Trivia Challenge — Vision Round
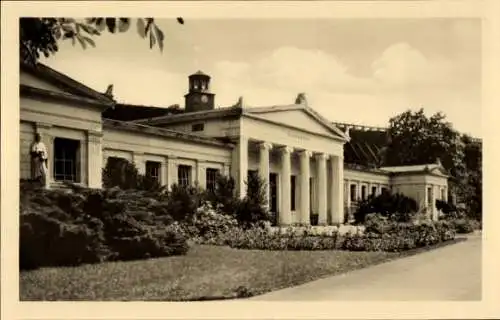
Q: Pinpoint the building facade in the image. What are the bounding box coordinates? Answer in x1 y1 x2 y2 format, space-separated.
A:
19 63 450 225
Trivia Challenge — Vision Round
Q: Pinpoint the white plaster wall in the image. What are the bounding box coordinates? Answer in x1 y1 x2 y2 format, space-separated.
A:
20 97 102 133
20 121 36 180
159 118 241 138
20 93 103 187
102 128 232 188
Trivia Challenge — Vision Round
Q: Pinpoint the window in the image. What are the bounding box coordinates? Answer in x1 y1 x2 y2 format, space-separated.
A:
361 185 367 200
146 161 161 183
192 123 204 132
350 184 357 202
291 175 296 211
178 165 192 187
53 137 80 182
206 168 219 192
371 186 377 196
381 187 388 194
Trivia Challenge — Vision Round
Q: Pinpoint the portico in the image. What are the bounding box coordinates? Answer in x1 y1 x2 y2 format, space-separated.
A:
241 136 346 226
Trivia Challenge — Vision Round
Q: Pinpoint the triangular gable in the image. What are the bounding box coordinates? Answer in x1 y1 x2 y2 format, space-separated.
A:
20 62 113 103
21 69 70 95
244 104 349 141
428 165 449 177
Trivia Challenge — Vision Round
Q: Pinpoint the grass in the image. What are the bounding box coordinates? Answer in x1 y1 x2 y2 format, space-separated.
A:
20 239 466 301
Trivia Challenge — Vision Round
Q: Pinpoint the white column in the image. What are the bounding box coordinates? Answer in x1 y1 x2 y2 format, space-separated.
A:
299 150 312 225
330 155 344 225
196 160 206 189
356 182 362 202
279 146 293 225
231 136 248 199
432 185 440 221
133 152 145 175
258 142 272 210
443 186 448 202
316 153 328 225
161 157 168 187
166 156 178 189
345 179 351 218
87 131 103 189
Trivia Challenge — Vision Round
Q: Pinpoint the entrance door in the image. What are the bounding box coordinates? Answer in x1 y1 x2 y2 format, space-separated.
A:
269 173 278 225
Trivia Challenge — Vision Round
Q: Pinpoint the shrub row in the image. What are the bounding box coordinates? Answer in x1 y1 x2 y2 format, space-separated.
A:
341 214 456 252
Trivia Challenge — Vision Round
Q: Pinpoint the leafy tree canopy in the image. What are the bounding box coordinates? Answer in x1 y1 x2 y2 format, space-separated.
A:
20 17 184 65
383 108 482 219
383 108 466 179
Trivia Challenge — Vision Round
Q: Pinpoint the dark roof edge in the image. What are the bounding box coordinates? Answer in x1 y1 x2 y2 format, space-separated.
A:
20 84 114 110
103 118 235 148
134 107 243 125
21 62 114 103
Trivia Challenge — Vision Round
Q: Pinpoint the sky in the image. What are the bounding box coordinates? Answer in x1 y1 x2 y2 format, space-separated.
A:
41 18 482 137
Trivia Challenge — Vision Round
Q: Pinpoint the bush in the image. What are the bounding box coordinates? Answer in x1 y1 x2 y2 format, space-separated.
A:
20 210 109 269
354 192 418 224
233 172 271 228
221 226 343 251
341 219 456 252
102 157 163 192
187 202 240 244
164 183 205 222
450 218 479 234
19 182 189 269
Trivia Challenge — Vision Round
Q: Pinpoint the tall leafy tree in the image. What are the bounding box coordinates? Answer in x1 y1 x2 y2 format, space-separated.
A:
20 17 184 65
383 108 466 178
383 108 481 219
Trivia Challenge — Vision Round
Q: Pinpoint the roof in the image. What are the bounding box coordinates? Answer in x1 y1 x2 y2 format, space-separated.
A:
21 62 114 104
379 163 449 177
103 103 183 121
103 119 234 148
189 70 210 78
333 123 389 167
134 103 349 141
132 107 243 125
20 84 114 110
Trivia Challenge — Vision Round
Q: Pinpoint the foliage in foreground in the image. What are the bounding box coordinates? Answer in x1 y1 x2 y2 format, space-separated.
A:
20 17 184 65
20 182 189 270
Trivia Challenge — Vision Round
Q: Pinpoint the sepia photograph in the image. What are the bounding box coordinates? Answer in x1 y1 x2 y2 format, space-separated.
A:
1 0 498 319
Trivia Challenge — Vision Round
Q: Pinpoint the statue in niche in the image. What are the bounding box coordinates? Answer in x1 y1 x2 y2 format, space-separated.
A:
30 133 49 188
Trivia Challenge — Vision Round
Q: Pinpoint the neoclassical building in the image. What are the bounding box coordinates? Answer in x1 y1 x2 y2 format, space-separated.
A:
19 63 450 225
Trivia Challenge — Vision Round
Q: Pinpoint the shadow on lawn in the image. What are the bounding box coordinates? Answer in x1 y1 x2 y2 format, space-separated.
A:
186 237 469 301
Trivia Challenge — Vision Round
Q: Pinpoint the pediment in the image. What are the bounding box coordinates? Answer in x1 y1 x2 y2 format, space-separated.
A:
20 63 113 103
244 105 348 141
429 166 449 176
20 70 71 95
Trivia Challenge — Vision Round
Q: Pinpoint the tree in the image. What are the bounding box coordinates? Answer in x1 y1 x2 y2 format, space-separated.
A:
382 108 482 220
383 108 466 178
20 17 184 65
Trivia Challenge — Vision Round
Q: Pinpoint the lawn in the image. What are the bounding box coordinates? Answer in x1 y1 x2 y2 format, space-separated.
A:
20 239 465 301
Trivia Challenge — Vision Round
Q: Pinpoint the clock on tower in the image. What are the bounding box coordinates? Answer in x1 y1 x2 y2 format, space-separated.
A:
184 71 215 113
